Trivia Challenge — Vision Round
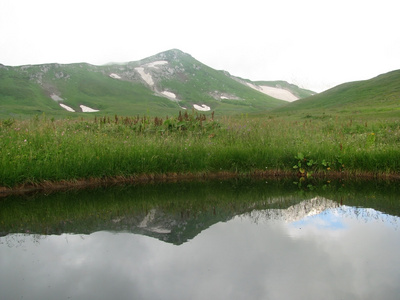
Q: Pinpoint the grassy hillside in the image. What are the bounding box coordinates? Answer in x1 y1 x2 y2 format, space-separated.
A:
0 50 287 119
0 63 189 118
0 65 59 116
274 69 400 119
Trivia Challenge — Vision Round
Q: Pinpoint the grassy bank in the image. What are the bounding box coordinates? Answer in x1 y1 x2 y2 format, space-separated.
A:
1 112 399 190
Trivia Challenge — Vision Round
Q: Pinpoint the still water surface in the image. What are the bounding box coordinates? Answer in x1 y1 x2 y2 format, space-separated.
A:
1 179 399 299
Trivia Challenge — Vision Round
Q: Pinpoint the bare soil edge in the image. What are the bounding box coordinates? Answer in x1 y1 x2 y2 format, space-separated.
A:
1 170 399 198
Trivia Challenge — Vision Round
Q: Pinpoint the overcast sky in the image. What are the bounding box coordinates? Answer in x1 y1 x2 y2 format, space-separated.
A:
1 0 399 92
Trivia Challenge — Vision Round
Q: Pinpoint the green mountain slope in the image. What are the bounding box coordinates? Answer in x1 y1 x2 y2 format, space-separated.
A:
222 73 315 102
274 69 400 117
0 63 175 118
0 49 291 118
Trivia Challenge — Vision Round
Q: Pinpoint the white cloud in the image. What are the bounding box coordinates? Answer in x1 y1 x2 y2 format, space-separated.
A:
0 0 399 92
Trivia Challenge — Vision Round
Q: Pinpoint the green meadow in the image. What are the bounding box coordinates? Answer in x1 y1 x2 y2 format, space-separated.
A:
1 109 399 190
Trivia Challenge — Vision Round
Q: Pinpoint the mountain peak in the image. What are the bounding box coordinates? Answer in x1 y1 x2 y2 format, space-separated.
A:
153 48 191 61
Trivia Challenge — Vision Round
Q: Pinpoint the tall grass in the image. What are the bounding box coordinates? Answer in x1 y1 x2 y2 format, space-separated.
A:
1 112 399 188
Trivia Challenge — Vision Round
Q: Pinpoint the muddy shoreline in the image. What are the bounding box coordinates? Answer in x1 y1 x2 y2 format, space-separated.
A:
1 170 399 198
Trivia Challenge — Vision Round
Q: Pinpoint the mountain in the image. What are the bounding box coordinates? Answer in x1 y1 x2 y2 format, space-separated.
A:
274 69 400 117
0 49 314 118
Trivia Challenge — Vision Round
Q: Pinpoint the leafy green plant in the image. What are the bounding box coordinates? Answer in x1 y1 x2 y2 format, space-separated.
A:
321 156 345 172
334 155 345 172
293 152 317 178
321 159 331 170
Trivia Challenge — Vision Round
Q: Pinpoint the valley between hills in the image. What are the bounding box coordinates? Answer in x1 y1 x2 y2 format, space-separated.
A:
1 49 399 194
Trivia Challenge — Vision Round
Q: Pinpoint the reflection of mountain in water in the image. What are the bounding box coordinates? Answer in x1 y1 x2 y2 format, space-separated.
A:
245 197 400 230
135 197 399 244
71 197 399 244
108 206 234 245
1 179 399 243
333 206 400 227
245 197 340 223
118 197 339 243
75 197 341 244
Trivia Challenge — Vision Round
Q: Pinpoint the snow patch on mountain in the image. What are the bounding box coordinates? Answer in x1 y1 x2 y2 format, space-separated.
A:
161 91 176 99
59 103 99 112
134 61 169 86
193 104 211 111
209 91 241 101
145 61 168 68
60 103 75 112
109 73 121 79
247 83 299 102
50 93 64 101
135 67 154 86
80 105 99 112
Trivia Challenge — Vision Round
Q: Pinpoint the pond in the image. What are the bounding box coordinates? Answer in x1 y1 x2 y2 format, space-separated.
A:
1 179 399 299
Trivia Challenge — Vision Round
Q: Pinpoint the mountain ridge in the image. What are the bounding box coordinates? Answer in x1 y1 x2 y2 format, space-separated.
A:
2 49 398 119
0 49 313 118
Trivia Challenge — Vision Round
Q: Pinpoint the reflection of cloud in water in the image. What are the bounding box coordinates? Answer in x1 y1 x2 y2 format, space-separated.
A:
1 197 400 300
239 197 400 242
292 210 346 231
289 205 400 237
241 197 399 231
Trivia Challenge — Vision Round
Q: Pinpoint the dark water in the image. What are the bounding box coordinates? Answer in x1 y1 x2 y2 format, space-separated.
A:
1 179 399 300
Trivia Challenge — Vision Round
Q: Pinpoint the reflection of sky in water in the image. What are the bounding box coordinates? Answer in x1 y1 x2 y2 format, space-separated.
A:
1 206 400 300
292 209 347 230
290 205 399 233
